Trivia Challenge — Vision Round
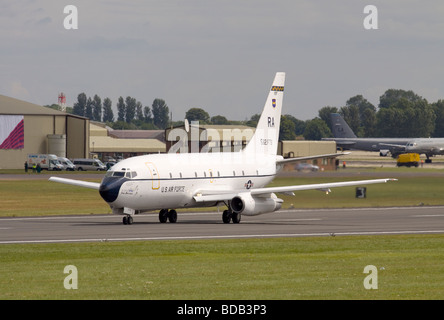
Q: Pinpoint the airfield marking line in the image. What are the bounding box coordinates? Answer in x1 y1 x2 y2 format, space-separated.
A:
0 212 219 222
1 206 443 222
246 218 323 223
1 230 444 245
411 214 444 217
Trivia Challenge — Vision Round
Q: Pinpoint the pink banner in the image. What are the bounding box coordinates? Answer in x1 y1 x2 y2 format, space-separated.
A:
0 115 24 149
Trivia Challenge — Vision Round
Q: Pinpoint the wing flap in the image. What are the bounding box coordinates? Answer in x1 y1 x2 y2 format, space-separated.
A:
49 177 101 190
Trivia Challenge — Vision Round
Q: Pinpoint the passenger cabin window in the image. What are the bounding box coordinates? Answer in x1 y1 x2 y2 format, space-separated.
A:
233 171 236 176
242 170 245 176
180 172 182 179
195 172 198 178
169 173 172 179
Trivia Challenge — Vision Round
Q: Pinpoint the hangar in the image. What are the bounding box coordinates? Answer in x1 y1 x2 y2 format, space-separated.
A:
278 140 338 171
0 95 89 169
165 124 255 153
89 122 166 161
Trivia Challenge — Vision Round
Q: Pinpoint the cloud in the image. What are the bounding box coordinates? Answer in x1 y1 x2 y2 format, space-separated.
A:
36 16 52 26
3 81 30 100
2 1 444 121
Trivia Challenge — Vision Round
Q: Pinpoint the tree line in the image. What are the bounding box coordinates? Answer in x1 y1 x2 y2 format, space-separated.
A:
282 89 443 140
67 93 170 130
45 88 444 140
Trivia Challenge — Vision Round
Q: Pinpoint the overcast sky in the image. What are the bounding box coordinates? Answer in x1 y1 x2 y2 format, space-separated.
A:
2 0 444 121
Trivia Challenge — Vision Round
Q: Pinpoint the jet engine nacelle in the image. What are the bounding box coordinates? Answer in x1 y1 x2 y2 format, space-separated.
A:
230 193 283 216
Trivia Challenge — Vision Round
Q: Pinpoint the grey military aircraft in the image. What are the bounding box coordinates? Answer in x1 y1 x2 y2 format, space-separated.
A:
405 138 444 163
323 113 444 162
322 113 410 157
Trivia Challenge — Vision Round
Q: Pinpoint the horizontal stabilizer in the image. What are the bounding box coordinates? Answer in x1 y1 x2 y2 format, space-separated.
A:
276 152 349 165
49 177 101 190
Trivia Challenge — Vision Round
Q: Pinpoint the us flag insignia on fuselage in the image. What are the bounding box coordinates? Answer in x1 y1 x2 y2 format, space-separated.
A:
271 86 284 92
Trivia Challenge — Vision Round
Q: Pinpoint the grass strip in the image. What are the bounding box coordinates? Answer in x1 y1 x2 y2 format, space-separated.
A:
1 235 443 299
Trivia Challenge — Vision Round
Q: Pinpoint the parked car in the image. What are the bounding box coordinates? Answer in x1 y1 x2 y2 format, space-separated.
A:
58 157 76 171
295 163 319 172
72 158 106 171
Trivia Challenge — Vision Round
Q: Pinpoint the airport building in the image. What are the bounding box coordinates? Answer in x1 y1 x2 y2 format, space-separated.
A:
165 124 255 153
89 122 166 161
0 95 89 169
165 124 338 171
0 94 339 171
278 140 338 171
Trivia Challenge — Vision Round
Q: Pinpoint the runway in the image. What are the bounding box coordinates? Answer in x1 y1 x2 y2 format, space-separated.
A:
1 206 444 244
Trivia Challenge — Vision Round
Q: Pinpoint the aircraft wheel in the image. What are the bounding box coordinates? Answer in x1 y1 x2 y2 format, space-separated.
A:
123 215 133 225
222 210 232 224
232 212 241 224
168 209 177 223
159 209 168 223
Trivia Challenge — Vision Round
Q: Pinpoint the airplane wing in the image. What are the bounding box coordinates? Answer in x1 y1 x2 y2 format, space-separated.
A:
379 143 406 150
328 140 356 147
48 177 101 190
276 152 350 165
193 178 397 202
431 147 444 155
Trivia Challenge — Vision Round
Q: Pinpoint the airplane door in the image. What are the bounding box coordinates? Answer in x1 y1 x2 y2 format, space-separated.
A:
145 162 160 190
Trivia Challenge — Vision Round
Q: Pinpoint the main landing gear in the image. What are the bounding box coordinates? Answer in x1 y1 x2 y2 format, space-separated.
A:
122 208 240 225
222 209 241 224
122 209 177 225
122 215 133 225
159 209 177 223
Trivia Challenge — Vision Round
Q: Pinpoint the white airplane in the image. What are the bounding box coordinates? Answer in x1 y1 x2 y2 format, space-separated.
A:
49 72 396 225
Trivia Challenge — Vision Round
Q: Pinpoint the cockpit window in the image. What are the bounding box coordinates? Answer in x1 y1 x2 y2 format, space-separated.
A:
105 170 137 179
113 171 126 177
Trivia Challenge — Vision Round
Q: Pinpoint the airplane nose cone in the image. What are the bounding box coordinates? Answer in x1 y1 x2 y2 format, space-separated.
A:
99 177 127 203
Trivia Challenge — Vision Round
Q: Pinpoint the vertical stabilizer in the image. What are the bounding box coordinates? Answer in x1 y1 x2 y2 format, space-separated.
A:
243 72 285 156
330 113 357 138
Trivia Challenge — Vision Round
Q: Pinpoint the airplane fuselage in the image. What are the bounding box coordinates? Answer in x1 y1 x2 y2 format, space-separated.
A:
99 152 281 215
322 137 411 156
406 138 444 157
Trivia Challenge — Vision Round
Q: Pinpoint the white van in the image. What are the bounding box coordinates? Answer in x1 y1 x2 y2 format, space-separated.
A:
58 157 76 171
72 158 106 171
27 154 64 171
